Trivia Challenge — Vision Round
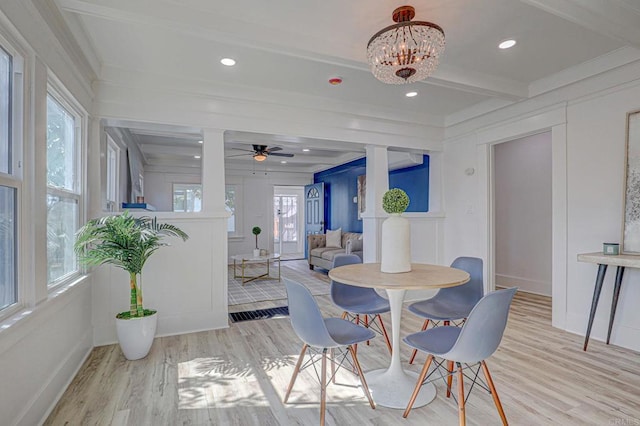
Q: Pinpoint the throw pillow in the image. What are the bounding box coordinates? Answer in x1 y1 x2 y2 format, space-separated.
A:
326 228 342 248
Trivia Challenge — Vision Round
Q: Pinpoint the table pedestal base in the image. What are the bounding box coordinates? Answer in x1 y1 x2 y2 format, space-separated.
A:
365 368 436 409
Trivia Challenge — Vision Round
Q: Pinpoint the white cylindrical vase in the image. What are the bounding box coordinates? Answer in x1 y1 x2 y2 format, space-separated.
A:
380 213 411 273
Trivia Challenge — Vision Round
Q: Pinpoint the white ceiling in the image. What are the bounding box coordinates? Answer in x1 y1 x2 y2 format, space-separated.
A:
53 0 640 169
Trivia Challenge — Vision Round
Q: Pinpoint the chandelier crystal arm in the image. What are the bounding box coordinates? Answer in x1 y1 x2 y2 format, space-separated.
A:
367 6 445 84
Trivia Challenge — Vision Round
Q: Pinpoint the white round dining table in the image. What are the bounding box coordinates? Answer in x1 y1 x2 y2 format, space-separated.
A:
328 262 470 409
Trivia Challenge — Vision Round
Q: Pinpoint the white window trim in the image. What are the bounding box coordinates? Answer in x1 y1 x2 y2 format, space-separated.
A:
46 74 87 290
106 134 120 211
0 31 24 318
225 178 244 239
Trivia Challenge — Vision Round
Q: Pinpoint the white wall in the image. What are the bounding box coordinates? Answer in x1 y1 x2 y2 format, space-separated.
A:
564 84 640 350
226 170 312 260
92 216 228 345
444 64 640 352
0 2 95 425
494 132 552 295
145 168 201 212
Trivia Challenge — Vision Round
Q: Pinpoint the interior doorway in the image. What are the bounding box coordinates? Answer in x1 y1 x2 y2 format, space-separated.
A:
273 186 305 260
493 131 553 298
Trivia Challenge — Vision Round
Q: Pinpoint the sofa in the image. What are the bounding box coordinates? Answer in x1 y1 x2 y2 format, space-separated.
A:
307 231 363 270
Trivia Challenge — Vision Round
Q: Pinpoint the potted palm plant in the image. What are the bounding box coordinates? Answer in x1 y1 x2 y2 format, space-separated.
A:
74 211 188 360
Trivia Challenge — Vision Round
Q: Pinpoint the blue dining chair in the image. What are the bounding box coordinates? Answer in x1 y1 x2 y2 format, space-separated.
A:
329 254 392 354
402 287 517 425
283 278 376 426
407 256 484 365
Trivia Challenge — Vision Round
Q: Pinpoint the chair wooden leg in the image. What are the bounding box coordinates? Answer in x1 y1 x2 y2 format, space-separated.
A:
320 349 327 426
446 360 454 398
348 345 375 409
284 344 308 403
408 319 430 364
457 363 466 426
377 315 393 355
403 354 434 418
481 361 508 425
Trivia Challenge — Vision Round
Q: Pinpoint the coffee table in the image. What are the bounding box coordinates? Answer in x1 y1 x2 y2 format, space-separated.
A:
231 253 281 285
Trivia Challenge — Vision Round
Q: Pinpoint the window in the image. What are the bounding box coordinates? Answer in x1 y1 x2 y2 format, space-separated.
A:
225 185 236 232
0 46 10 175
106 135 119 211
0 44 18 312
173 183 202 212
46 93 81 285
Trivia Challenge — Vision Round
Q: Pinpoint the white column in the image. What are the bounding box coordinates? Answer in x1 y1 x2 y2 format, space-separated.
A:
202 128 230 325
201 128 227 216
362 145 389 263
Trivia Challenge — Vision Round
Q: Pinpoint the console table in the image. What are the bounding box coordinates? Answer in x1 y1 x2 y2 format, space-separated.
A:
577 252 640 351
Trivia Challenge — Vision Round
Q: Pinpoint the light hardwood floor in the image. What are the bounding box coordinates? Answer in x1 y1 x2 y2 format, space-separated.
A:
46 282 640 425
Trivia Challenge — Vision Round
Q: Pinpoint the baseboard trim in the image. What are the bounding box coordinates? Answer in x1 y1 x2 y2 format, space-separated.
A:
495 273 551 296
23 330 93 426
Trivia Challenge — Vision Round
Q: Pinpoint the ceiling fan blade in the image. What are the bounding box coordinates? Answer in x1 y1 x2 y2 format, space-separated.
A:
266 146 282 153
231 147 255 153
269 152 294 157
226 153 252 158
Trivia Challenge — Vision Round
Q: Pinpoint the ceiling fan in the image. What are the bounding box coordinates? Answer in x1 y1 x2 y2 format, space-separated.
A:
227 144 295 162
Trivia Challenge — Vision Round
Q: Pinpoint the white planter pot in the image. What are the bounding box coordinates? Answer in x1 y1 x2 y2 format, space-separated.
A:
253 248 261 258
115 311 158 360
380 213 412 273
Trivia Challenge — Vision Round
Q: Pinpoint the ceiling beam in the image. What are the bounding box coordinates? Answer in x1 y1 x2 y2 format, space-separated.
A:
520 0 640 49
56 0 528 101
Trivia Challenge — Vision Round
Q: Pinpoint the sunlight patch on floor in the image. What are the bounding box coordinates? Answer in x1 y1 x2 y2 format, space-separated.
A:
178 357 269 409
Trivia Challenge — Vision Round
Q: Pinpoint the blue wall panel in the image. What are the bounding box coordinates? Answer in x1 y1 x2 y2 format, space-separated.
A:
314 155 429 233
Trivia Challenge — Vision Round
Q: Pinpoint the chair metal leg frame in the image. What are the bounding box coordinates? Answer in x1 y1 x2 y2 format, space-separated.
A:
284 343 376 422
342 312 392 355
403 357 507 425
409 318 466 365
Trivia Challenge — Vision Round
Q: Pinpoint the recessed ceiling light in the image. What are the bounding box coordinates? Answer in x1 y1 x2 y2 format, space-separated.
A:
406 91 418 97
302 148 310 152
498 39 516 49
198 140 203 144
220 58 236 66
281 160 287 164
194 155 201 159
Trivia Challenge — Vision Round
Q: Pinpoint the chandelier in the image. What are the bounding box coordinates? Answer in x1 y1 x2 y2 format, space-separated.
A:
367 5 445 84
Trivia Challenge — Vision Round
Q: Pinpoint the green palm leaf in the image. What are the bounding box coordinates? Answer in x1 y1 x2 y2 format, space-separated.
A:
74 211 189 317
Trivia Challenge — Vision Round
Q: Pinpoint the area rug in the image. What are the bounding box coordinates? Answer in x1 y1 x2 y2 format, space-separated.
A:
227 262 329 305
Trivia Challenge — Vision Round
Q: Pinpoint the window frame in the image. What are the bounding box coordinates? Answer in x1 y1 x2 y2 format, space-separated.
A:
106 134 120 212
172 183 202 213
225 179 243 239
0 33 24 317
45 79 86 289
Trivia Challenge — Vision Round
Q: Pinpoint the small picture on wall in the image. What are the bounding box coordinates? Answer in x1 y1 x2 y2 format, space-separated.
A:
357 175 366 220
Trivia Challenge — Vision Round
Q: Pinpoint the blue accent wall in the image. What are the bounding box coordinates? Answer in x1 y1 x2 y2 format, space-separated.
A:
314 155 429 233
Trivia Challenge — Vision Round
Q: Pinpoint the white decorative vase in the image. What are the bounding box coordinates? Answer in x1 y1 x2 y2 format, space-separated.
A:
253 248 261 258
116 311 158 360
380 213 411 273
